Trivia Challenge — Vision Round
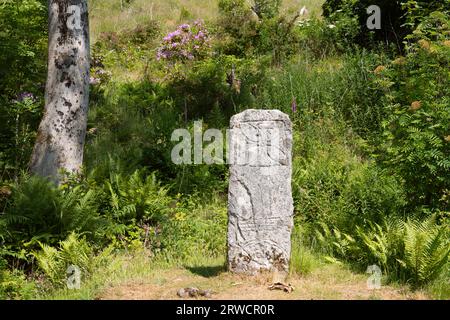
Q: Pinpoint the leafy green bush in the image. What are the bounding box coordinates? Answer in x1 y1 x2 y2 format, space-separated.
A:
294 18 356 58
292 117 406 231
0 95 42 179
251 0 282 19
322 0 450 48
0 264 36 300
216 0 259 56
0 0 47 95
0 0 47 176
216 0 301 63
322 0 404 46
376 12 450 210
85 80 179 177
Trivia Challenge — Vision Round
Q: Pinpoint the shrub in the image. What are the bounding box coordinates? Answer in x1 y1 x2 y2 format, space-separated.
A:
322 0 404 47
91 20 161 82
0 0 47 176
293 146 406 231
216 0 259 56
322 0 450 48
156 20 211 65
0 265 36 300
0 0 47 95
251 0 282 19
295 18 355 58
376 12 450 210
85 80 179 178
0 94 42 179
216 0 301 63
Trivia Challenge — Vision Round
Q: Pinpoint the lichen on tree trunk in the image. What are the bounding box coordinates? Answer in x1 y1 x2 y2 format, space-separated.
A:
30 0 90 184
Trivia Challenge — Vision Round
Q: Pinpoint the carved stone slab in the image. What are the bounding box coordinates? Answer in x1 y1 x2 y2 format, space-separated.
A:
227 109 294 274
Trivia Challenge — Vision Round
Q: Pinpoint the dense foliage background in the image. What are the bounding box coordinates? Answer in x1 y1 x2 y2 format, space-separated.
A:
0 0 448 299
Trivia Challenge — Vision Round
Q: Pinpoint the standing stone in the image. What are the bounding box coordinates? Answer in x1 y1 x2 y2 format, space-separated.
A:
227 109 294 274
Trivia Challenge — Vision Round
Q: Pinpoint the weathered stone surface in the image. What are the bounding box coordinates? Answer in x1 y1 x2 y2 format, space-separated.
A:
227 109 294 274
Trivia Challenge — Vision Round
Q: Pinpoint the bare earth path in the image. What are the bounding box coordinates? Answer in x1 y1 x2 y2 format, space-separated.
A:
98 264 428 300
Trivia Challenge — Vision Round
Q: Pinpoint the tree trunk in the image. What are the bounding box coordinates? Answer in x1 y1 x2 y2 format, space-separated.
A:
30 0 90 184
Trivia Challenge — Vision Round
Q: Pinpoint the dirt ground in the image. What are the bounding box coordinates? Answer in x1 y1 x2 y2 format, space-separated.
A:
98 264 428 300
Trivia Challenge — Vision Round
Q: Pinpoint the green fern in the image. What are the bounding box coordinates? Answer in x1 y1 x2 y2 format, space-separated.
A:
399 217 450 287
1 174 104 249
33 233 111 287
105 169 172 224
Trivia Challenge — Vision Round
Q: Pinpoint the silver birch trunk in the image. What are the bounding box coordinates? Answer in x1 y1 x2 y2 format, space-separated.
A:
30 0 90 184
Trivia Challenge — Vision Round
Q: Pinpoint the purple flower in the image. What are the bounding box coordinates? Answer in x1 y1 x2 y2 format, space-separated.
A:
195 31 206 40
291 97 297 113
179 23 190 31
194 19 204 27
164 30 182 42
90 77 100 85
17 92 35 102
157 22 210 63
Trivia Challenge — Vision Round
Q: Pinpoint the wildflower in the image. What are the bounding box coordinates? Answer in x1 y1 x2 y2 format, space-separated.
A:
89 76 100 85
291 97 297 113
444 135 450 143
165 30 181 41
197 31 205 38
157 22 210 63
374 65 386 74
409 101 422 111
175 212 186 221
194 19 204 27
17 92 35 102
179 23 190 31
327 24 336 29
299 6 308 16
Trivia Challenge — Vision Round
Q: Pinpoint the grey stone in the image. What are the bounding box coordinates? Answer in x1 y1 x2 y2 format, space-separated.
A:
227 109 294 274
